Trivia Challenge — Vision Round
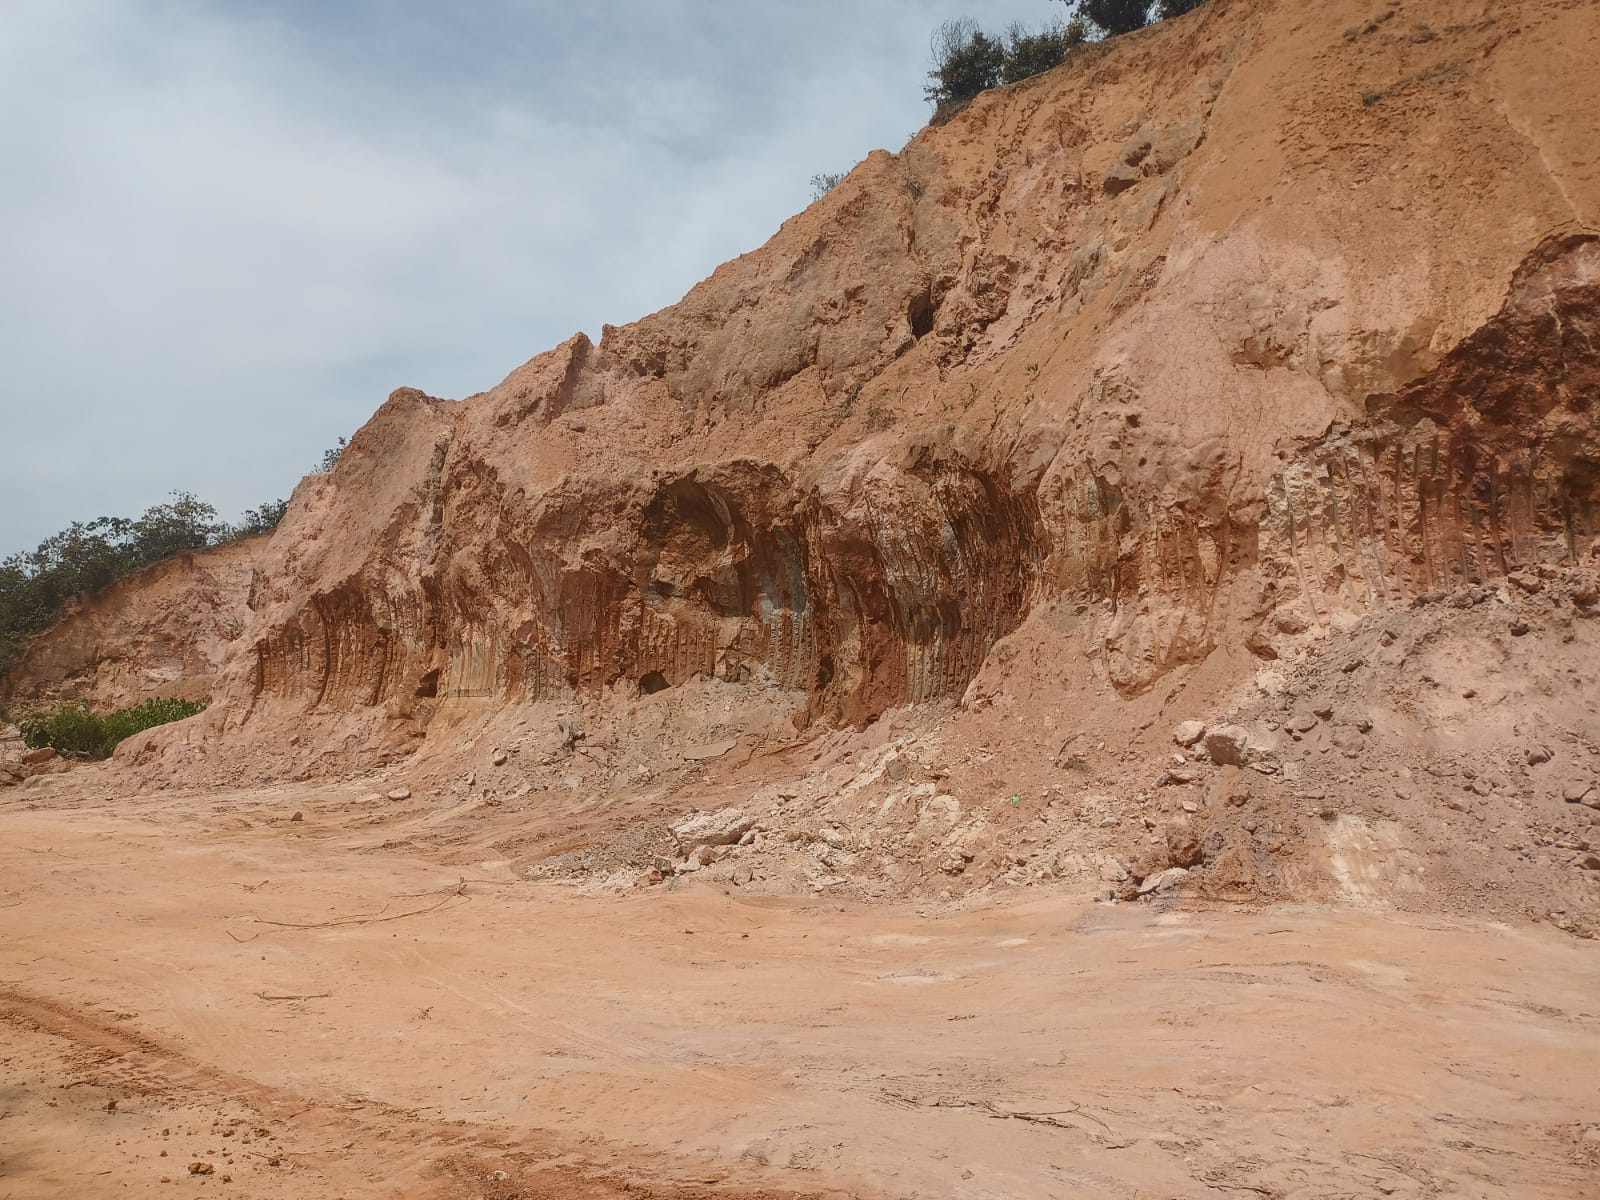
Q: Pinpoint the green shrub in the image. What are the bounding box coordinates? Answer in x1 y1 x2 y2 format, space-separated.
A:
17 696 207 759
925 14 1094 120
229 499 289 539
1074 0 1152 35
1000 18 1090 84
809 171 847 201
926 17 1006 115
315 436 348 473
1066 0 1206 37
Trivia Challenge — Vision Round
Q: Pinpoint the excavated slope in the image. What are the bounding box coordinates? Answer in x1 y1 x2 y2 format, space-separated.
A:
180 0 1597 757
12 0 1599 929
0 536 262 712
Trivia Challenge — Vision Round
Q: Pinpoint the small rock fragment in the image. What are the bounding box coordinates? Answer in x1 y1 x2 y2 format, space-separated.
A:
1138 867 1189 896
386 787 411 801
289 811 304 823
1507 570 1542 593
491 750 509 767
1172 720 1206 747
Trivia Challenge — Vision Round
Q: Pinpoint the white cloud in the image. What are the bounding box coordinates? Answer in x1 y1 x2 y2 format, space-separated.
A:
0 0 1065 552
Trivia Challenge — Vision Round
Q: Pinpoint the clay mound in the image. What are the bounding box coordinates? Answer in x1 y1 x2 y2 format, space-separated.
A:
20 0 1600 927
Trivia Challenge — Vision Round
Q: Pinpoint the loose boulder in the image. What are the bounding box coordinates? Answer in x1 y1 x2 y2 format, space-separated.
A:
1204 725 1254 766
671 807 755 856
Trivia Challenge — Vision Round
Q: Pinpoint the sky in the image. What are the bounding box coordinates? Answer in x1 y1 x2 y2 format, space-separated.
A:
0 0 1066 555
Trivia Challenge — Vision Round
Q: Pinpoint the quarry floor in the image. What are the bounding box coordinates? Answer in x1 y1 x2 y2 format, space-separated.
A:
2 785 1598 1200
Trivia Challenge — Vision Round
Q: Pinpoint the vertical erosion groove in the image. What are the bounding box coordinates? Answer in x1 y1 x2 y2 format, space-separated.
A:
249 462 1048 725
1263 235 1600 635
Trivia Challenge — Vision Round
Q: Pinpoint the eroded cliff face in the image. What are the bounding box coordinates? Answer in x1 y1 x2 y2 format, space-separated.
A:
1263 234 1600 643
0 536 263 711
170 0 1597 774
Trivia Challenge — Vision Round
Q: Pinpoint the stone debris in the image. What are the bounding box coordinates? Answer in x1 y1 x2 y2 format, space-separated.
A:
1204 725 1254 767
1138 867 1189 896
670 807 756 856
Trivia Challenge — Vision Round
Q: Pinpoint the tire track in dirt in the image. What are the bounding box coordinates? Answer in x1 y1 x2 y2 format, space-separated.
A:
0 986 853 1200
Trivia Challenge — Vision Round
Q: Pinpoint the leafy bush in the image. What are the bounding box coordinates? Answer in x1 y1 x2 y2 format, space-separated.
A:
316 436 348 473
1066 0 1206 37
17 696 207 759
922 0 1210 122
810 171 847 201
925 14 1096 121
231 499 289 538
1000 17 1091 84
926 18 1006 120
1073 0 1153 35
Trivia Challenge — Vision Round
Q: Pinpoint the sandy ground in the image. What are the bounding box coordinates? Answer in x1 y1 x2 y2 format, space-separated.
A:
3 784 1599 1200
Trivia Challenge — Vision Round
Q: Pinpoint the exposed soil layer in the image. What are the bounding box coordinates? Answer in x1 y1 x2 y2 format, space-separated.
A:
0 537 263 711
75 0 1592 788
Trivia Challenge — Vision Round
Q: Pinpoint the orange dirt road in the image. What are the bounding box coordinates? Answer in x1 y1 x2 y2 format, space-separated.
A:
2 786 1598 1199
